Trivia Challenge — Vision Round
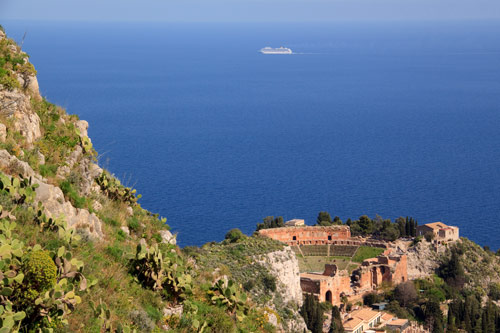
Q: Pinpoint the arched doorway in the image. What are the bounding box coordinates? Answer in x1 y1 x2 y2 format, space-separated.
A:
325 291 332 303
292 236 297 241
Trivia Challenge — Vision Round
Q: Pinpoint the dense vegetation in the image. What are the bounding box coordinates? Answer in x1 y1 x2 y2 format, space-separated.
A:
256 216 285 230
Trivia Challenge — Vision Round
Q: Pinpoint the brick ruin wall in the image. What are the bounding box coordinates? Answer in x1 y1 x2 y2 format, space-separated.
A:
301 255 408 306
258 226 351 245
259 225 388 248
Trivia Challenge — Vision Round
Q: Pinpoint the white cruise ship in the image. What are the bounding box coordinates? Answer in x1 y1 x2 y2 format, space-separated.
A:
260 46 292 54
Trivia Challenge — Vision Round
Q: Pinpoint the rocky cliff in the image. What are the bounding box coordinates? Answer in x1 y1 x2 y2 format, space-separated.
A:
258 246 307 332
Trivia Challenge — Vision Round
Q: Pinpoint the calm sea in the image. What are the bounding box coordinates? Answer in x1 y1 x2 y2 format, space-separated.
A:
3 20 500 248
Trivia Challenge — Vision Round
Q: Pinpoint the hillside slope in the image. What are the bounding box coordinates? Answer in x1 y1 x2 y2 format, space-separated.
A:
0 26 306 332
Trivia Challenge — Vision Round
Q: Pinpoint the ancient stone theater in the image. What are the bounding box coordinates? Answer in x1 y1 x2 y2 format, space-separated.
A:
299 252 408 305
259 225 408 306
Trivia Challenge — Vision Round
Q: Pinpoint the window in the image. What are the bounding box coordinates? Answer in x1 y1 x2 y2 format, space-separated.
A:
328 235 332 240
293 236 297 241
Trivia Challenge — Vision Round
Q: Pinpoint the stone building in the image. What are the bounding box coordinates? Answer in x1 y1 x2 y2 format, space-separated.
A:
343 308 382 333
416 222 459 242
284 218 305 227
299 252 408 306
258 225 351 246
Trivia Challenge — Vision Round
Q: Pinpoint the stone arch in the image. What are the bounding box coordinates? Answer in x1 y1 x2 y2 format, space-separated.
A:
371 266 379 286
381 265 392 282
325 290 332 303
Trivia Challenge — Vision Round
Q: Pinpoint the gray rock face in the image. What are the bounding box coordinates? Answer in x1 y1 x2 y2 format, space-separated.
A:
0 149 103 239
57 146 83 179
258 246 307 332
75 120 89 138
120 226 130 236
0 149 36 177
34 180 103 239
260 247 303 305
0 90 41 146
159 230 176 245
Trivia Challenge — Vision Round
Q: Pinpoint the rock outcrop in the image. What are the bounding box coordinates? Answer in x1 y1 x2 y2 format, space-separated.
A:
0 89 41 146
259 246 307 333
394 239 442 280
261 246 303 305
0 148 103 239
34 180 103 239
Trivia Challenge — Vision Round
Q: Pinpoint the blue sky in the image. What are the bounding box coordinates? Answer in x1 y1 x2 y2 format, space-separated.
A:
1 0 499 22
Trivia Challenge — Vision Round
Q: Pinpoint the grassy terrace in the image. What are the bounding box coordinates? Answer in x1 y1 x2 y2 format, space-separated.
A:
352 246 385 263
295 245 385 273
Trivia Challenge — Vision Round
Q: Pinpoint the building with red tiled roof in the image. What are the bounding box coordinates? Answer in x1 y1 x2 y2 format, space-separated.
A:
416 222 459 242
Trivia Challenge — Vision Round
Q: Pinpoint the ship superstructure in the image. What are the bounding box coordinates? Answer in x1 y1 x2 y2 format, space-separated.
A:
260 46 292 54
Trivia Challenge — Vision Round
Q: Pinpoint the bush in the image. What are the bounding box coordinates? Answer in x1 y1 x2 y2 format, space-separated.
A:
22 250 57 293
106 245 124 261
243 279 255 291
39 163 58 178
225 228 245 243
261 273 277 292
116 229 127 241
363 292 379 306
127 217 140 232
206 307 236 332
489 282 500 301
59 180 86 208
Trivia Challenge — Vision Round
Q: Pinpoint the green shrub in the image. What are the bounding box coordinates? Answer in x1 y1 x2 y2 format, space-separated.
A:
106 245 124 261
127 216 140 232
225 228 245 243
152 232 162 243
116 229 127 241
59 180 86 208
243 279 255 291
206 307 236 333
22 250 57 293
143 303 162 322
261 273 277 292
103 217 119 227
39 163 58 178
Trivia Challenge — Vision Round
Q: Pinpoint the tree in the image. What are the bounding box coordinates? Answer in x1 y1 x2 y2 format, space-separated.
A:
394 281 417 307
396 217 406 237
438 247 465 289
333 216 343 225
409 218 415 237
317 212 333 226
489 283 500 301
225 228 245 243
256 216 285 230
329 306 344 333
300 293 324 333
358 215 374 235
424 299 444 333
363 293 379 306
